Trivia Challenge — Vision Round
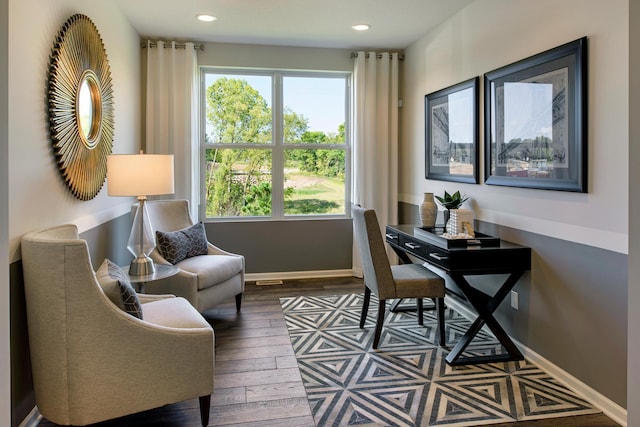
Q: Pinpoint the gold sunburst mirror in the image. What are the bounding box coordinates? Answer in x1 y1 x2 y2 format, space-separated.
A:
48 14 114 200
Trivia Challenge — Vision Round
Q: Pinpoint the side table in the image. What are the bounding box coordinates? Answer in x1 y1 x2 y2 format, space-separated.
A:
127 263 179 293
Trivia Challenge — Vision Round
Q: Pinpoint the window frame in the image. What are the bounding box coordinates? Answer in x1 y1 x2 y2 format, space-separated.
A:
199 67 352 221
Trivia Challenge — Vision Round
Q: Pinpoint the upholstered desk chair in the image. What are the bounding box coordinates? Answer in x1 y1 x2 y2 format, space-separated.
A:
21 224 214 426
142 199 245 314
352 205 446 349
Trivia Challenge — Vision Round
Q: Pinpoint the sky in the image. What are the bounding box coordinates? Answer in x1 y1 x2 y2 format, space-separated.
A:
205 73 346 134
284 76 346 134
504 82 553 142
447 86 474 144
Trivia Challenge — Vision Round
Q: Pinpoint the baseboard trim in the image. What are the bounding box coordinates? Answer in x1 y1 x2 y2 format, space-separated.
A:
518 337 628 426
245 269 354 282
445 296 627 427
19 406 41 427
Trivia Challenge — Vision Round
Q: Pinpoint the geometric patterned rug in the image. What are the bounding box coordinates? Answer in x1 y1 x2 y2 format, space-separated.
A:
281 293 601 426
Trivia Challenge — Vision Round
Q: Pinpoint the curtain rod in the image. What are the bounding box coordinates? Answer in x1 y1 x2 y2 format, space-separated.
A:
350 52 404 60
142 41 205 51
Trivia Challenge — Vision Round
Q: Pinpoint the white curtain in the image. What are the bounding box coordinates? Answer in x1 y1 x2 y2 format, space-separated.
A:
352 51 399 276
145 41 199 219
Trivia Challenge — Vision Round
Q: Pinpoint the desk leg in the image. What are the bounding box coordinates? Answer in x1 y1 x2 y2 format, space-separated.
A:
445 272 525 366
390 246 413 265
389 246 413 312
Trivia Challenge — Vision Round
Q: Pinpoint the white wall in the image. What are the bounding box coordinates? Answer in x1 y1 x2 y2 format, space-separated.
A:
628 1 639 423
402 0 629 416
402 0 628 254
7 0 141 423
8 0 141 263
197 42 353 72
1 0 9 424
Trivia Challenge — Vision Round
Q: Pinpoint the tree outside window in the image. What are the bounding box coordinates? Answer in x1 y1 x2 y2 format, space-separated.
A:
202 70 349 219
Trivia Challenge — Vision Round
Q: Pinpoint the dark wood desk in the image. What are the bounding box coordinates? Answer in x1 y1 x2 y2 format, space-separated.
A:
385 224 531 366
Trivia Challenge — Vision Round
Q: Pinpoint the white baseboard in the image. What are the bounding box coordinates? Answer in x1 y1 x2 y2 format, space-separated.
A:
245 269 355 283
519 337 627 426
19 406 41 427
445 296 627 427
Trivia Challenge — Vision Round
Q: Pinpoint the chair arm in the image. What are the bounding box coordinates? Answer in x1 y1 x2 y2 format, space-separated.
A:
207 242 245 269
65 297 214 422
149 249 172 265
141 268 199 306
207 241 237 257
138 293 175 304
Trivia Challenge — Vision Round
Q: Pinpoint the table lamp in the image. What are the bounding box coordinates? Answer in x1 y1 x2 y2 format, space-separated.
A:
107 152 175 276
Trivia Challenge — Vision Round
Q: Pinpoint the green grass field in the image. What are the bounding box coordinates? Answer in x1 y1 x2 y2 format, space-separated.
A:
284 170 345 215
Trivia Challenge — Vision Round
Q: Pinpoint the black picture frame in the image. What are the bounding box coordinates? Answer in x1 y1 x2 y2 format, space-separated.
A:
484 37 588 192
425 77 479 184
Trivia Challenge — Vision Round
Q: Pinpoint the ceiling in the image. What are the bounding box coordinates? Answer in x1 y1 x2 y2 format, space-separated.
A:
113 0 474 50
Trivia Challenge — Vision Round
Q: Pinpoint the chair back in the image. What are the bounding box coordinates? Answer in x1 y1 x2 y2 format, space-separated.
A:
144 199 194 233
352 205 395 299
20 224 116 424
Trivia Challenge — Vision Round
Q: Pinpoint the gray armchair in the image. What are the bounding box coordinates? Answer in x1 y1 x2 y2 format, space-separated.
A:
21 224 214 426
142 199 245 313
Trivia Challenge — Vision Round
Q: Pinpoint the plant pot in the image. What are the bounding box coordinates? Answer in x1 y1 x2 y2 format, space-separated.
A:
443 209 451 230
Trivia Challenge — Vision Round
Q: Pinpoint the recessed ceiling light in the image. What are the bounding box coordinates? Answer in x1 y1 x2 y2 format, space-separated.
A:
197 14 217 22
352 24 371 31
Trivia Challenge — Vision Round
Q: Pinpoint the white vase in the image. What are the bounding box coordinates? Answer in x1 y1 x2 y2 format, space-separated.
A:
419 192 437 228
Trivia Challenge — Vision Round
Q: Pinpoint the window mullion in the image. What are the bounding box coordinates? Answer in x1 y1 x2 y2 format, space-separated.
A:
345 75 352 217
271 72 284 218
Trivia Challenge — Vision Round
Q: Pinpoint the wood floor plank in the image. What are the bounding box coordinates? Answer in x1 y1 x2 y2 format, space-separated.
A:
216 344 294 362
216 415 315 427
275 355 299 369
215 335 293 350
210 319 279 330
208 398 312 426
211 386 246 407
214 367 302 389
214 325 288 340
215 356 277 374
246 382 309 402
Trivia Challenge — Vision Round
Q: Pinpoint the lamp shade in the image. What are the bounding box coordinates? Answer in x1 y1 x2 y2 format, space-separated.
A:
107 154 175 196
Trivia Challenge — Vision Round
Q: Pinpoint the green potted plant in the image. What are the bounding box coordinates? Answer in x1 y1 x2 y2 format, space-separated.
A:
435 191 469 227
435 190 468 210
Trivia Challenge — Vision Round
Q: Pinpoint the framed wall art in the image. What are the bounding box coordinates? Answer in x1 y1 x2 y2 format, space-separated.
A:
484 37 588 192
425 77 479 184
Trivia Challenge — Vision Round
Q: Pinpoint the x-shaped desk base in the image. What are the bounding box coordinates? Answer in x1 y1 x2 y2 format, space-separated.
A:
445 271 525 366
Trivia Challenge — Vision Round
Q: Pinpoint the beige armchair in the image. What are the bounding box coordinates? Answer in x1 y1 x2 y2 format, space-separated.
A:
21 224 214 426
142 199 245 314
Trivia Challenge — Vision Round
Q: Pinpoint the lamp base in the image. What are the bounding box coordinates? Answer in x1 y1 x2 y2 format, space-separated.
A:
129 255 155 276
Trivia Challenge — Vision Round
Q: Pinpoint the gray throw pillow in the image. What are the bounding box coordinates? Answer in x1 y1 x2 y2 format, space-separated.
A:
105 259 143 319
156 222 208 264
96 259 126 311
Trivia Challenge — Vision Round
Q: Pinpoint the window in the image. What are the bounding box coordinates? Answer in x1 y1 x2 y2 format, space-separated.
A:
201 69 350 219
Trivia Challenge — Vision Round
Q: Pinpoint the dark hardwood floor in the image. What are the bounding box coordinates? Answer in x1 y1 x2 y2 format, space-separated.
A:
38 277 620 427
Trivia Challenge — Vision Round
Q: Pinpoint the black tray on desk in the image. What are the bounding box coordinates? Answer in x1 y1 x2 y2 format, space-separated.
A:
413 226 500 249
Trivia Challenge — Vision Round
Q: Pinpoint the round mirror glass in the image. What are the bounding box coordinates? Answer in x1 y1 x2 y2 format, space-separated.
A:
78 79 93 141
76 70 102 149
